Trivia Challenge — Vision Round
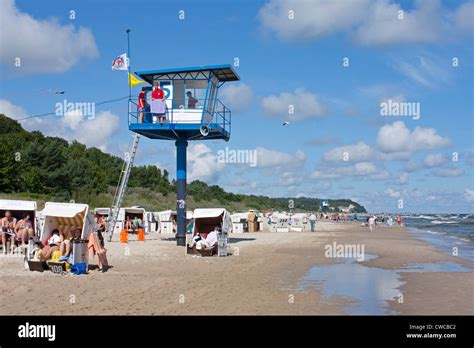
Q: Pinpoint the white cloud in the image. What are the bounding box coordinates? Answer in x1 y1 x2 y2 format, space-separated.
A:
376 121 411 152
404 160 418 172
311 162 377 179
384 188 401 198
354 0 442 46
464 189 474 202
258 0 368 41
377 121 451 153
423 153 448 167
276 171 303 186
466 152 474 166
261 88 327 121
453 2 474 32
0 98 28 119
219 83 254 113
432 167 464 177
370 170 391 180
61 110 84 131
394 54 450 88
74 111 119 151
0 0 98 74
258 0 473 46
395 172 409 185
256 146 305 168
0 99 119 150
323 141 374 162
187 143 225 182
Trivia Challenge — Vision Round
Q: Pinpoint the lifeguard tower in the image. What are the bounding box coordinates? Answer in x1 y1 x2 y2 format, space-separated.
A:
128 64 240 246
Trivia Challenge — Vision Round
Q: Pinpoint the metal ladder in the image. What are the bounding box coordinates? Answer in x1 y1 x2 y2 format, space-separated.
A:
107 133 140 241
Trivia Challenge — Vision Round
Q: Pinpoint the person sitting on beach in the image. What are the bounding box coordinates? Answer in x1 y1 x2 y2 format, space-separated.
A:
1 211 17 255
38 229 61 261
69 228 83 254
59 228 81 257
132 216 141 232
186 91 198 109
125 216 133 232
14 214 34 249
195 228 219 251
172 220 177 233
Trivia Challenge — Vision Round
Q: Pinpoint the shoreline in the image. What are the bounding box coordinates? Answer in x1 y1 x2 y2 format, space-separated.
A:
0 222 472 315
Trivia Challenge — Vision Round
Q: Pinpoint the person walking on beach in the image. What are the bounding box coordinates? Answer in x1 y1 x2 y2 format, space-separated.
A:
396 215 403 227
368 215 376 232
309 213 317 232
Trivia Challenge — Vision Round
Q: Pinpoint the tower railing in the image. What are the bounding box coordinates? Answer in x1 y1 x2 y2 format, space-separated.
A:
128 97 231 136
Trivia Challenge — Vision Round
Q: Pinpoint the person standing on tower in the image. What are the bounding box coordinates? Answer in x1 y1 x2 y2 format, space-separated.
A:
151 81 166 125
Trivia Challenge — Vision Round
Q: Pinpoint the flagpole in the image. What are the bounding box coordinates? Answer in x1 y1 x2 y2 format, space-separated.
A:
126 28 131 99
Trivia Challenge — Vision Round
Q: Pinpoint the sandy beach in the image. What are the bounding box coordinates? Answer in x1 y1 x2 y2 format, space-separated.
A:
1 221 473 315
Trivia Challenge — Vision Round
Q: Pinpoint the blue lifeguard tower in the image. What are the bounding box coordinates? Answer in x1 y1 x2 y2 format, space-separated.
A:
128 64 240 246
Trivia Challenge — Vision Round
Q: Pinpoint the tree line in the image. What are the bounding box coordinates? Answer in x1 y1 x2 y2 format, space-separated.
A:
0 114 366 213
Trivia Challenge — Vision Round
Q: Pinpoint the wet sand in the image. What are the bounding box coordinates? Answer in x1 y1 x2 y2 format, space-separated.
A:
0 222 472 315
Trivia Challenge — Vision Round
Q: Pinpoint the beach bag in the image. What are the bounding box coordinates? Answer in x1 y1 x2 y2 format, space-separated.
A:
70 262 87 275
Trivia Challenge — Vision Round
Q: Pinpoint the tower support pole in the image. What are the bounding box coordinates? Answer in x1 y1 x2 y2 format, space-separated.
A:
175 139 188 246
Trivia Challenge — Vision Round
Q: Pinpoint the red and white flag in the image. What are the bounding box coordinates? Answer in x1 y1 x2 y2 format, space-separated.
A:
111 53 128 71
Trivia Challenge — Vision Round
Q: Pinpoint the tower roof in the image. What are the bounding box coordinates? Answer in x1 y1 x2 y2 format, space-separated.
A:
135 64 240 84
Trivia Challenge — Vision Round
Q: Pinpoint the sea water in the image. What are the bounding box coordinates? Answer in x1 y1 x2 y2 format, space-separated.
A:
403 213 474 262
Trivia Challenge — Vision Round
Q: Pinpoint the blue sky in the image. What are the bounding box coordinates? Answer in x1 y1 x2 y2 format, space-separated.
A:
0 0 473 213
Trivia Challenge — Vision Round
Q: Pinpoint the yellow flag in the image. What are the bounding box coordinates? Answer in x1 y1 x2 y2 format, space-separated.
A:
128 73 145 87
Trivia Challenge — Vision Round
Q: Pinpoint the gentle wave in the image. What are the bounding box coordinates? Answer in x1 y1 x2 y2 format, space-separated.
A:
431 220 457 225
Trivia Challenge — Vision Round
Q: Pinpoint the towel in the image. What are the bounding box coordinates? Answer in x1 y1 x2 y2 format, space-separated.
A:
150 99 166 115
88 232 108 270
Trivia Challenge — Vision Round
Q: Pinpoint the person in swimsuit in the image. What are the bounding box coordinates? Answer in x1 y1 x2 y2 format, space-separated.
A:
38 229 61 261
1 211 17 254
15 214 34 248
94 213 106 248
125 216 133 232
